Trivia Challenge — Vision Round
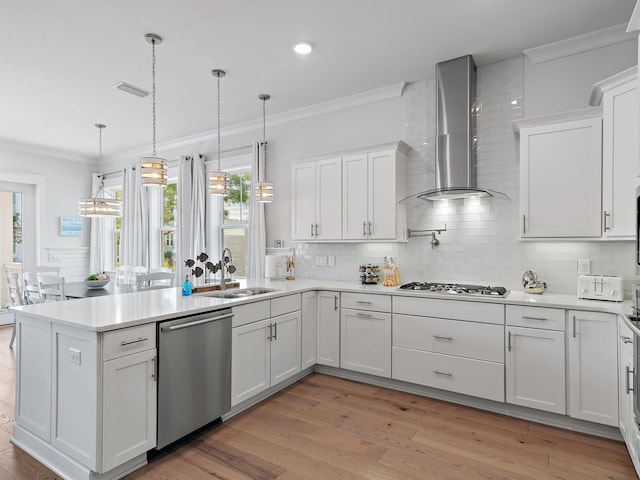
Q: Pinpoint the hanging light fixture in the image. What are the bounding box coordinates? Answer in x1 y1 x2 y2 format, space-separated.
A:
208 69 231 196
255 94 274 203
78 124 122 217
140 33 168 187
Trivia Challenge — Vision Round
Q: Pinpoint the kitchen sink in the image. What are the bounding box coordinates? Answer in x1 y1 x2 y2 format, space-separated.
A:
201 287 280 299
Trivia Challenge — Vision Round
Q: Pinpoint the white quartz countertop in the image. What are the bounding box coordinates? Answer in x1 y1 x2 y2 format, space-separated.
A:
11 278 636 332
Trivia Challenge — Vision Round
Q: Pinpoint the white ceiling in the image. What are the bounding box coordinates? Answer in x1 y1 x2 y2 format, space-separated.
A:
0 0 636 161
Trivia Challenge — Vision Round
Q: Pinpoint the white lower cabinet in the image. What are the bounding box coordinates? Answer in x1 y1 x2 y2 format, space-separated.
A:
316 291 340 367
568 310 618 426
301 291 317 369
505 326 566 414
618 317 639 469
231 295 301 406
391 297 505 402
340 293 391 377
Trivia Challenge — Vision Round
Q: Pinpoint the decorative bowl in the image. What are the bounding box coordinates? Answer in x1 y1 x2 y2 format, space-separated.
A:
85 276 110 289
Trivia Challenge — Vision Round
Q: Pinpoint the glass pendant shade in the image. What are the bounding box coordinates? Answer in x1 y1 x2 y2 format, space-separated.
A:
255 180 274 203
141 156 168 187
208 170 230 196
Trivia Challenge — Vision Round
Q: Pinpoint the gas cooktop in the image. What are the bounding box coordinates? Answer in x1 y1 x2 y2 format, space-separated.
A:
399 282 508 297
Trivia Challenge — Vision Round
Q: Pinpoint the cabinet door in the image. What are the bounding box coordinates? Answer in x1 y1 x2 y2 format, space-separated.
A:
505 326 565 414
619 332 634 447
291 161 317 240
270 311 301 386
301 291 317 369
340 308 391 377
342 154 369 240
317 291 340 367
316 158 342 240
368 150 397 240
568 310 618 426
231 319 270 406
102 349 157 473
602 83 639 238
520 117 602 238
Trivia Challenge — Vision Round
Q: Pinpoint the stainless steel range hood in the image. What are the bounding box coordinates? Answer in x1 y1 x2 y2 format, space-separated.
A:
401 55 508 205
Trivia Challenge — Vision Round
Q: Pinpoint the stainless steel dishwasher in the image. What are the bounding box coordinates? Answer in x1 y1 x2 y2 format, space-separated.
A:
156 308 232 449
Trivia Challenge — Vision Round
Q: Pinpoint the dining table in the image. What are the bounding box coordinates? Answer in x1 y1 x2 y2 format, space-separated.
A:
65 281 170 299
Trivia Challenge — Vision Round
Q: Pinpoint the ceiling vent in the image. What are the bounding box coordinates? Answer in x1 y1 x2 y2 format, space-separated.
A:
114 82 150 98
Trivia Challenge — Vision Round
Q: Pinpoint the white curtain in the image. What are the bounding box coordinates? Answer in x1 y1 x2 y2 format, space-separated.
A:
247 142 266 280
177 154 206 282
120 166 150 269
88 173 113 273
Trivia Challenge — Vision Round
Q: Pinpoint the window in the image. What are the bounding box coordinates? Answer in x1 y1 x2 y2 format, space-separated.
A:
161 183 177 271
12 193 22 263
113 188 123 268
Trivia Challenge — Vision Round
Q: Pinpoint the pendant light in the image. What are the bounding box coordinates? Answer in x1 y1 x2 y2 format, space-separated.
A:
78 124 122 217
208 69 230 196
255 94 274 203
140 33 168 187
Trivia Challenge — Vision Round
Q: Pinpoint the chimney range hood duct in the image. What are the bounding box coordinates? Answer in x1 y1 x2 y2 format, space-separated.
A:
401 55 508 205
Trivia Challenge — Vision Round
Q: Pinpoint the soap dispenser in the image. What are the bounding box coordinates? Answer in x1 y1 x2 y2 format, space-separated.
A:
182 275 192 296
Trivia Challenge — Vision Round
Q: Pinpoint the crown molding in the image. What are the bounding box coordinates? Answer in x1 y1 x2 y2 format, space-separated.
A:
589 66 637 106
524 23 636 64
102 82 407 163
513 106 603 133
0 138 91 164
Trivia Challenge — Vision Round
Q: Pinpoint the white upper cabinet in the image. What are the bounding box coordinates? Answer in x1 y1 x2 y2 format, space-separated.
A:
593 67 639 239
291 158 342 241
292 141 408 242
516 109 603 238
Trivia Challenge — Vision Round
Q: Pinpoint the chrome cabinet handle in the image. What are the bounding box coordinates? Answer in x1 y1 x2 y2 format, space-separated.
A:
356 300 372 305
273 322 278 341
267 323 273 341
120 337 148 346
626 366 635 394
508 331 512 351
368 221 372 236
522 214 526 234
151 356 156 381
572 315 577 338
355 312 372 318
311 223 314 237
363 221 367 237
315 223 319 237
334 295 338 311
522 316 547 321
604 211 610 231
433 370 453 377
433 335 453 341
621 336 633 344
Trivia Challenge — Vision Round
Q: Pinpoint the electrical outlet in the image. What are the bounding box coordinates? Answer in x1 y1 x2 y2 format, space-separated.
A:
577 259 591 275
328 255 336 267
315 255 328 266
68 348 81 365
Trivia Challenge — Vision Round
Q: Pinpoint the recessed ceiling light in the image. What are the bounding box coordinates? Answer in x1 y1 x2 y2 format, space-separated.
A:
293 41 313 55
115 82 150 98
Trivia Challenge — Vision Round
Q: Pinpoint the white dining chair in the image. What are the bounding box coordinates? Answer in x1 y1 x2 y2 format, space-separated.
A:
116 266 147 285
23 272 44 304
5 271 24 347
136 271 175 288
37 274 66 302
22 266 61 276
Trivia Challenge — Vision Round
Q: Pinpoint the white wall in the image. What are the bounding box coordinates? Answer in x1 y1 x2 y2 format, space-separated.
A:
524 39 637 117
0 147 95 279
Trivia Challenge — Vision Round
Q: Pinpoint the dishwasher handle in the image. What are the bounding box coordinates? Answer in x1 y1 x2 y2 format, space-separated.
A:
161 312 233 332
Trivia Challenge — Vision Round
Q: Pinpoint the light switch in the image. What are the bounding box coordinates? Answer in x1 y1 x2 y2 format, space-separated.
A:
315 255 328 266
577 259 591 275
328 256 336 267
68 348 81 365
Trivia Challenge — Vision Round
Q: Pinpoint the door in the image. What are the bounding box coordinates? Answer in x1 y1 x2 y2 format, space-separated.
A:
315 158 342 240
340 308 391 377
316 291 340 367
342 154 368 240
568 310 618 426
291 162 316 240
231 318 270 406
505 326 565 414
270 311 301 386
368 150 397 240
301 291 317 369
102 349 156 472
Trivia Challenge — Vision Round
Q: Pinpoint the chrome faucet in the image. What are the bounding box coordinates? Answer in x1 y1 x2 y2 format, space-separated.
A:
219 248 235 290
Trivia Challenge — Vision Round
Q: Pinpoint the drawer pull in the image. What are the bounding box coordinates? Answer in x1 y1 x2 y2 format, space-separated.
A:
621 336 633 345
120 337 148 346
522 316 547 321
433 335 453 341
508 331 512 351
626 366 635 394
355 312 372 318
356 301 372 305
151 356 156 381
334 295 338 311
433 370 453 377
572 315 577 338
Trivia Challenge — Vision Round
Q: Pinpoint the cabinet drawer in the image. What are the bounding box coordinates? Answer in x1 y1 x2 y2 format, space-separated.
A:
232 300 270 328
103 324 156 361
271 294 301 317
393 314 504 363
506 305 565 330
393 296 504 325
392 347 504 402
341 292 391 313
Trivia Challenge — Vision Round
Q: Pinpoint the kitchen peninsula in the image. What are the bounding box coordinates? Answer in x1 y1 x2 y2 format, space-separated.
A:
10 280 639 479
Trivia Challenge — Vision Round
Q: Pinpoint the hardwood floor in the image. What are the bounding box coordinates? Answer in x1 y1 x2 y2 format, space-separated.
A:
0 324 636 479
